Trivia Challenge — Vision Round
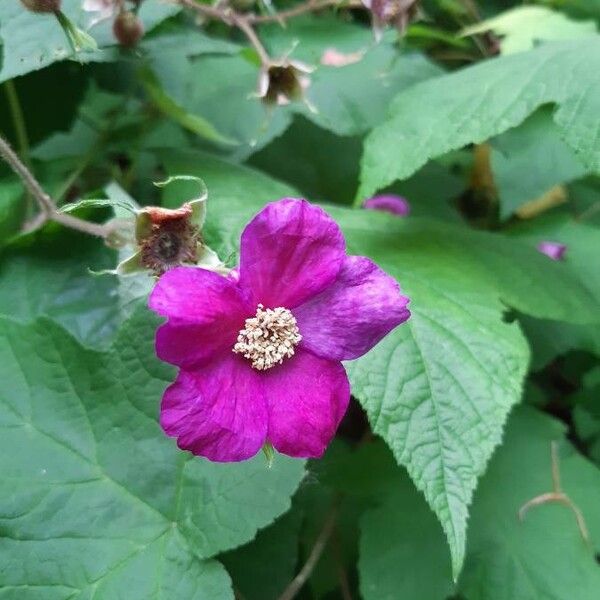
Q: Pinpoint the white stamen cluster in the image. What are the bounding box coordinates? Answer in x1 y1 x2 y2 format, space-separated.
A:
233 304 302 370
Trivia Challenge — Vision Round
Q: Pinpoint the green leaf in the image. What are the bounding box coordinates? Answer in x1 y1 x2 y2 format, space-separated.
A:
0 229 120 347
507 213 600 367
461 6 597 55
359 407 600 600
220 511 302 600
359 448 454 600
59 196 138 214
140 68 238 146
0 0 179 82
359 37 600 200
491 107 588 218
332 209 597 577
0 177 26 245
259 17 443 137
459 407 600 599
156 17 440 158
0 306 305 598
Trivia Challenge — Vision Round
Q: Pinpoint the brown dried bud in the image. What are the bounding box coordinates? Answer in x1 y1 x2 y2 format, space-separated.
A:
138 205 200 276
257 59 313 106
20 0 61 13
113 11 144 48
363 0 420 37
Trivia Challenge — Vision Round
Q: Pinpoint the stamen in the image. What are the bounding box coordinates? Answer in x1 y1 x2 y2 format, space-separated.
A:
233 304 302 370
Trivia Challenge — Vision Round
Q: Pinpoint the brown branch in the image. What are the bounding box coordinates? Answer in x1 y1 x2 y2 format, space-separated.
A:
248 0 354 24
174 0 271 63
277 505 337 600
231 13 271 64
518 441 590 544
0 133 109 239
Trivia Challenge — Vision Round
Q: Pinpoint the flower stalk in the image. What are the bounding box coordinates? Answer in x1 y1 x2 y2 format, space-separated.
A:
0 133 109 238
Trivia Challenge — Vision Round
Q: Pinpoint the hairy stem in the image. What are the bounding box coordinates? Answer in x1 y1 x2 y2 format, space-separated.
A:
0 134 109 239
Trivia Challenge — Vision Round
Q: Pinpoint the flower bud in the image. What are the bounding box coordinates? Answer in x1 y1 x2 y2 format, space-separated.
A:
537 241 567 261
113 11 144 48
20 0 61 13
363 194 410 216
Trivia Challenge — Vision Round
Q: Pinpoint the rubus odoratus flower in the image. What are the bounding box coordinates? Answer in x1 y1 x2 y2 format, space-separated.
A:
363 194 410 216
149 198 411 462
537 241 567 261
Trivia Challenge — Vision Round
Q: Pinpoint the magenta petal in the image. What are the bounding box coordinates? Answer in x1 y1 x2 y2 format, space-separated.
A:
295 256 410 361
161 355 267 462
537 241 567 261
149 267 249 369
238 198 346 308
265 350 350 458
363 194 410 216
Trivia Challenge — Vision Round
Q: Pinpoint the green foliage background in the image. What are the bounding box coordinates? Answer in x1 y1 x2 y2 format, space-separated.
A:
1 0 599 598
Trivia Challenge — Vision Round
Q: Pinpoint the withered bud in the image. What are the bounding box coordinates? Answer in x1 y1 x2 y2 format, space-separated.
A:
20 0 61 13
113 11 144 48
138 205 200 276
363 0 420 37
257 59 313 106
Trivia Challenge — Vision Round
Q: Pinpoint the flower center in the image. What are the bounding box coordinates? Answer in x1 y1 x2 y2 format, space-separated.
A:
233 304 302 371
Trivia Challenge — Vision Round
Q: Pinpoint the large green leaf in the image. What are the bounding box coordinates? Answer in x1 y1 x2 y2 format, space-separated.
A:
0 229 119 347
459 407 600 599
359 407 600 600
0 306 305 599
220 510 302 600
461 6 597 55
358 37 600 199
491 107 588 218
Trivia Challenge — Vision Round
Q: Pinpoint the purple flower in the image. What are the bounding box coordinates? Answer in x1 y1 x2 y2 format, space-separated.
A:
537 241 567 261
149 198 410 462
363 194 410 216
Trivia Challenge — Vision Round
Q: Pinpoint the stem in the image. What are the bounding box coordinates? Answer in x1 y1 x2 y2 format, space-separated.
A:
4 81 30 164
249 0 351 23
277 505 337 600
518 441 591 545
0 134 109 239
232 14 271 64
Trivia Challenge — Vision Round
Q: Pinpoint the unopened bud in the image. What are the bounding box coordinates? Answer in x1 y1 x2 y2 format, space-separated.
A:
113 11 144 48
20 0 61 12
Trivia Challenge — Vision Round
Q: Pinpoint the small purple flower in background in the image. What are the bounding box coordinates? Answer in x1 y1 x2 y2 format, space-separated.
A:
363 194 410 216
537 241 567 261
149 198 410 462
